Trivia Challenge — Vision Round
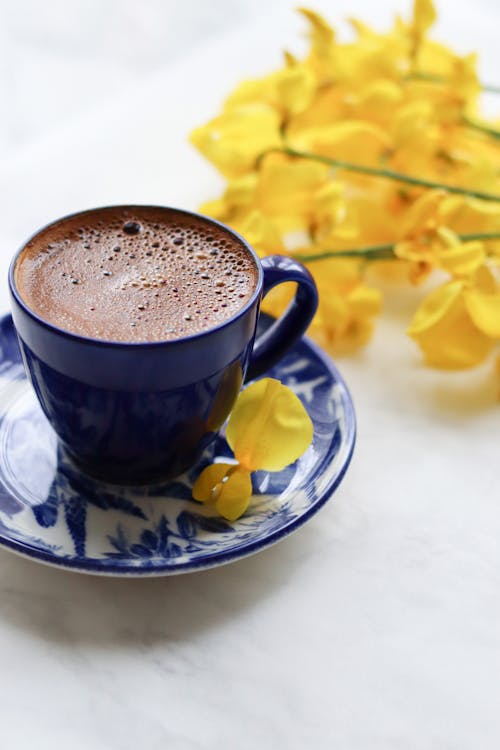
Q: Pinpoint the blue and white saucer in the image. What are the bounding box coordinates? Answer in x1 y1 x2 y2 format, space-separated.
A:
0 314 355 576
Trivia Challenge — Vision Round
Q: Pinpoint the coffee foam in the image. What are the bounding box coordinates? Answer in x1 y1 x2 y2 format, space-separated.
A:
15 206 258 342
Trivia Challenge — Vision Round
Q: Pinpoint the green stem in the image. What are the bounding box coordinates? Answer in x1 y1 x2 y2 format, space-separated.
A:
408 71 500 94
457 232 500 242
462 115 500 141
407 74 500 138
295 244 396 262
260 146 500 203
295 232 500 264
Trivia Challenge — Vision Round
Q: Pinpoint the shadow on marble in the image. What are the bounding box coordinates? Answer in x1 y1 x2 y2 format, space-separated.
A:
415 366 499 418
0 526 315 647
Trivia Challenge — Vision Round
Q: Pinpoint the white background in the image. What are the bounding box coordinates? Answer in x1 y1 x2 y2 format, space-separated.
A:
0 1 499 748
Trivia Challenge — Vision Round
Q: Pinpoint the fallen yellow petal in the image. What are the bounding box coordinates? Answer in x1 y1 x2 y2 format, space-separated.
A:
215 468 253 521
192 463 235 503
226 378 313 472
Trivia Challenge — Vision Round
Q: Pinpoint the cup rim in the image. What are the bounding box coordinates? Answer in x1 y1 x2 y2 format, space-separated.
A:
9 204 264 349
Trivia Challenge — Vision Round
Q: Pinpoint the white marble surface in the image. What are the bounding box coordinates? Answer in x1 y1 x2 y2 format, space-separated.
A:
0 1 499 748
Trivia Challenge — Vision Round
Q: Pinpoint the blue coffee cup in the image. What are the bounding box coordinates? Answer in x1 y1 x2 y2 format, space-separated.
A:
9 206 318 484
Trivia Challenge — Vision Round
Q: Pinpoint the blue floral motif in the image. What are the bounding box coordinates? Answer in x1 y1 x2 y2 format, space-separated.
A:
108 517 183 561
0 314 355 575
31 451 147 557
106 511 234 564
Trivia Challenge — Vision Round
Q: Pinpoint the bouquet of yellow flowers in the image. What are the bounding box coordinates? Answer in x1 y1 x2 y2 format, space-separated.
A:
191 0 500 372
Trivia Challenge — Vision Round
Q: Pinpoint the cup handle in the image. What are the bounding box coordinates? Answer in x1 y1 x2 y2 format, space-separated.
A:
246 255 318 381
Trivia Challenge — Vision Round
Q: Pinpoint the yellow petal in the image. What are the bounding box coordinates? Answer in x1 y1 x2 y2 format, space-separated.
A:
435 226 460 248
190 105 281 178
224 75 275 109
347 285 382 317
274 64 316 116
392 100 435 148
298 7 335 56
357 79 403 109
226 378 313 472
224 173 259 210
408 280 463 335
408 282 493 368
192 463 235 502
473 265 497 295
464 289 500 338
438 241 485 276
296 120 392 164
199 199 228 221
412 0 437 36
236 210 285 255
397 189 444 239
256 157 329 229
215 468 253 521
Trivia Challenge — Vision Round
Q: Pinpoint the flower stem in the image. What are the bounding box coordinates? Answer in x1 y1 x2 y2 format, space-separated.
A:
295 244 396 262
407 71 500 94
261 146 500 203
462 115 500 141
295 232 500 264
266 146 500 203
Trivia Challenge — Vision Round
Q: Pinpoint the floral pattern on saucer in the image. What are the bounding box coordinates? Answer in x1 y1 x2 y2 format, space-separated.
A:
0 314 355 575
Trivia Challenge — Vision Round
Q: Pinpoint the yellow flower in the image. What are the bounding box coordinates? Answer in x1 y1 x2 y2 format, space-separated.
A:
338 18 411 83
308 259 382 351
311 181 352 241
191 0 500 382
345 79 403 127
225 59 316 119
200 173 259 223
233 210 285 256
408 267 500 369
435 237 485 276
190 104 281 178
298 8 336 80
393 191 490 282
394 191 499 282
255 154 332 233
295 120 392 165
434 194 500 237
274 60 316 117
391 99 440 156
192 378 313 520
409 0 437 62
412 0 437 37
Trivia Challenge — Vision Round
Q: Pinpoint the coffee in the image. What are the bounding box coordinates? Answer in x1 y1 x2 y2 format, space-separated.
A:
15 206 259 342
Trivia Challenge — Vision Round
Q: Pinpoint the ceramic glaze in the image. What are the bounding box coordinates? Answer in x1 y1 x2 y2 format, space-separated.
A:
9 207 318 482
0 314 355 575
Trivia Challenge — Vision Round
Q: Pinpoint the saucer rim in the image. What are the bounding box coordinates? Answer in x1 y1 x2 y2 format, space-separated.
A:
0 313 356 576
